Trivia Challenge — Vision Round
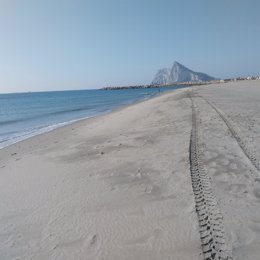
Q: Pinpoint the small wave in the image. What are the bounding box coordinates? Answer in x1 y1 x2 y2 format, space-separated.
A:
0 112 105 150
0 106 96 126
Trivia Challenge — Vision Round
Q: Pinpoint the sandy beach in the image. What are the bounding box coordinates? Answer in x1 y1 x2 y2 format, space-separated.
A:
1 80 260 259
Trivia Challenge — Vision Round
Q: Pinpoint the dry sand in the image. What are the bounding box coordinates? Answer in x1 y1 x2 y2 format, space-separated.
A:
193 81 260 260
0 80 260 259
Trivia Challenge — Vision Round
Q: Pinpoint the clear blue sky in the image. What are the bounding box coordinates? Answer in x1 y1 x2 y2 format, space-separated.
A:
0 0 260 93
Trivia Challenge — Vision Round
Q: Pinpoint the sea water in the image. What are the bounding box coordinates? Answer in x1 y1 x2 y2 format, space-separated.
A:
0 86 188 149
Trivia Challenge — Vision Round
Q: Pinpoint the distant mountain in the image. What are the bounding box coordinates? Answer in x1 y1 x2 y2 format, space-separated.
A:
151 61 215 85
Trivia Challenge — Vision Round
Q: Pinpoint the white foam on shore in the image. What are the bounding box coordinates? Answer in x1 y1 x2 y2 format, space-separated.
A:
0 115 97 150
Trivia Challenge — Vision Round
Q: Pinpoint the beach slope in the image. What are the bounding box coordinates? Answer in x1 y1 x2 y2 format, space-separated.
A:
1 80 260 259
0 89 201 260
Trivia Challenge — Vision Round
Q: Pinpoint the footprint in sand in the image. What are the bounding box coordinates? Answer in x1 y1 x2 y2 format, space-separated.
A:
52 234 100 255
229 162 238 170
253 187 260 199
124 229 162 246
237 227 255 246
229 183 247 195
254 178 260 183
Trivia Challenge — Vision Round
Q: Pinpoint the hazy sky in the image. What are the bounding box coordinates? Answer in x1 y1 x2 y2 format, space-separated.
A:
0 0 260 93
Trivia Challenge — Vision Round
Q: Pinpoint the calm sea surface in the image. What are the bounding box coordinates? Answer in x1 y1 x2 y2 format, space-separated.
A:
0 86 188 149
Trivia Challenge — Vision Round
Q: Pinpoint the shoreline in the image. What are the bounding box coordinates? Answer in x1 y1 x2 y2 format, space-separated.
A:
0 87 187 152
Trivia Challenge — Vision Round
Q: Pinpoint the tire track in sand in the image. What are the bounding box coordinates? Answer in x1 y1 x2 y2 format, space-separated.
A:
188 92 232 260
198 94 260 173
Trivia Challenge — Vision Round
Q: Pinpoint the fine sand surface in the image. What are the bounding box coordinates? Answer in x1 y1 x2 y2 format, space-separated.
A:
193 81 260 260
0 80 260 259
